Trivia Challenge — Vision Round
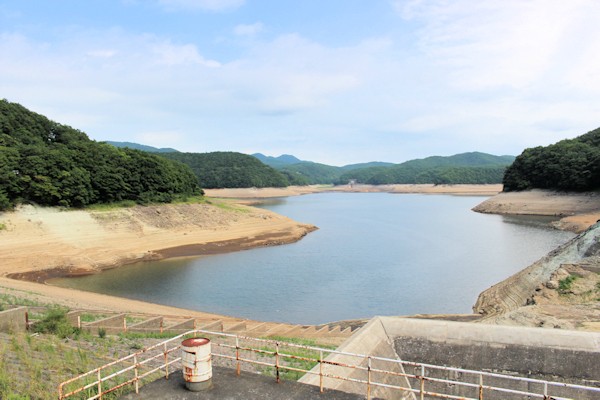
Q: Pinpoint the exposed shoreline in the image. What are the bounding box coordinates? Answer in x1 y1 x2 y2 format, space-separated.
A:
472 189 600 233
204 183 504 198
1 185 598 327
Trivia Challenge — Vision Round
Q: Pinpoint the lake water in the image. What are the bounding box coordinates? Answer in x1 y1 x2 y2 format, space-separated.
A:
51 193 575 325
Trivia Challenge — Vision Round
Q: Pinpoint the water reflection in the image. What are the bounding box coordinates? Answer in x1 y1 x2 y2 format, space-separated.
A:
51 193 574 324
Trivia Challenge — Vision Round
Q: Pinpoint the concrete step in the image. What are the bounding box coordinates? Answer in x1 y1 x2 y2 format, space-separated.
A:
198 320 223 331
164 318 196 333
127 316 164 333
222 321 246 333
82 313 126 335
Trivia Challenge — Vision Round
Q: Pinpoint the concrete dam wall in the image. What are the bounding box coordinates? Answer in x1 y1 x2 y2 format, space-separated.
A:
473 221 600 319
303 317 600 399
386 317 600 399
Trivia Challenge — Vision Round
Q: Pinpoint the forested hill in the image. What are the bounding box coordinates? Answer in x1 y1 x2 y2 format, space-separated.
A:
336 152 514 185
106 141 179 153
503 127 600 191
0 100 202 210
159 152 307 188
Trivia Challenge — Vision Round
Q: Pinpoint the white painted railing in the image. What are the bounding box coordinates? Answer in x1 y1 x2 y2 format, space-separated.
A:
58 329 600 400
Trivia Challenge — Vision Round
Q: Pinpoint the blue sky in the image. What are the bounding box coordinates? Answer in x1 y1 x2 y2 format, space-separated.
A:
1 0 599 166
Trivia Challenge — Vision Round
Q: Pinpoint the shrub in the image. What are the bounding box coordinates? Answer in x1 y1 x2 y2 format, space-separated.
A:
33 306 78 338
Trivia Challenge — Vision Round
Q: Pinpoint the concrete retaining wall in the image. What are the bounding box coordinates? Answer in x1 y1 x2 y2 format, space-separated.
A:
300 317 415 400
383 317 600 400
0 306 27 332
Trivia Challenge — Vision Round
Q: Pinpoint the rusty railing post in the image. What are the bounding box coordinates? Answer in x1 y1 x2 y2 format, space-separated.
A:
164 342 169 380
479 373 483 400
275 342 280 383
134 354 139 394
97 370 102 400
319 350 324 393
367 356 372 400
420 365 425 400
236 336 241 375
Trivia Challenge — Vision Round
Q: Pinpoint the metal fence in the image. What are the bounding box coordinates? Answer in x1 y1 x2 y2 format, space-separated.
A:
58 329 600 400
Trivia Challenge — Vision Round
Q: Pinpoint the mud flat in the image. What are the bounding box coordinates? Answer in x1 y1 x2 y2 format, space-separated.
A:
205 183 503 198
0 202 315 315
473 189 600 232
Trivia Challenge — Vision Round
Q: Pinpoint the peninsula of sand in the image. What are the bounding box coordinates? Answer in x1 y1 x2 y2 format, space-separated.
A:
1 184 599 326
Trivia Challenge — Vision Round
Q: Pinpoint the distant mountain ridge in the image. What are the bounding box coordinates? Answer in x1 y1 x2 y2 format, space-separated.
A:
106 143 512 186
106 141 179 153
253 151 514 185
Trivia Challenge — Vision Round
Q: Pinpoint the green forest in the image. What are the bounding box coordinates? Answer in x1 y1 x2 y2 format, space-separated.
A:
0 100 202 210
5 99 596 209
503 127 600 191
159 151 308 188
335 152 513 185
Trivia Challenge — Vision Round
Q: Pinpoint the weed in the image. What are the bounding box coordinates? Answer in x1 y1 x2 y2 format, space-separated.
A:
256 336 335 381
118 331 181 340
98 328 107 338
0 291 45 308
0 222 6 231
86 201 137 211
79 313 107 323
33 306 78 338
558 275 577 295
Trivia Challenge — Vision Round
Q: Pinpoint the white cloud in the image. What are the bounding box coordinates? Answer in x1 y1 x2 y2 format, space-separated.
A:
86 49 117 58
2 1 600 164
157 0 244 12
233 22 264 36
152 41 221 67
395 0 600 91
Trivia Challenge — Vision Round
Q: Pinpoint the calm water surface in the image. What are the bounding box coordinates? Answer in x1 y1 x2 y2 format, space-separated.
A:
51 193 574 324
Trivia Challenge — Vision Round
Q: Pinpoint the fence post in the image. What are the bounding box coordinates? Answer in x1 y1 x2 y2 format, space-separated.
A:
479 373 483 400
367 356 372 400
97 370 102 400
275 342 280 383
164 342 169 380
420 365 425 400
319 350 324 393
236 336 241 375
134 354 139 394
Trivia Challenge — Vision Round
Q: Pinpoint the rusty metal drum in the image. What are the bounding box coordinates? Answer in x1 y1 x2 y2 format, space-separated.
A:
181 337 212 391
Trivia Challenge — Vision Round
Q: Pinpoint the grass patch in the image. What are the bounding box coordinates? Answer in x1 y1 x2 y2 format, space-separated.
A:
33 306 80 339
119 331 181 340
257 336 336 381
0 222 6 231
208 199 251 213
79 313 108 323
558 275 578 294
85 200 137 211
0 292 46 308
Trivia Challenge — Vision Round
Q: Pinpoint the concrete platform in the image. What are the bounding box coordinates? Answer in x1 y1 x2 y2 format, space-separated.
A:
119 366 373 400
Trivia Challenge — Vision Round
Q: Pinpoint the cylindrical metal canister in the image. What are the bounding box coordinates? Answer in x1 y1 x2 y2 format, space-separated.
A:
181 337 212 391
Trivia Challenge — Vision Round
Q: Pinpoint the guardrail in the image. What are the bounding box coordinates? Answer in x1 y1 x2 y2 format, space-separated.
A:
58 329 600 400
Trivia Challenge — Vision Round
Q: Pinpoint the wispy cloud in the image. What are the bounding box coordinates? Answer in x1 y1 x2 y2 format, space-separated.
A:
233 22 264 36
1 1 599 164
157 0 245 12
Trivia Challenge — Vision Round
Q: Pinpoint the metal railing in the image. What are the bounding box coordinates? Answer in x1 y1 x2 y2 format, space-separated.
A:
58 329 600 400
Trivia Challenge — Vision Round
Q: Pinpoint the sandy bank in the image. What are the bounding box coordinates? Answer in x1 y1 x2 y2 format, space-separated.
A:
205 184 503 198
474 222 600 331
0 202 315 278
0 202 315 315
473 189 600 232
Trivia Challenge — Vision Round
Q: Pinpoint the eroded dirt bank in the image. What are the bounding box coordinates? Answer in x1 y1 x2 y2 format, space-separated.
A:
474 221 600 331
473 189 600 232
0 202 316 279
